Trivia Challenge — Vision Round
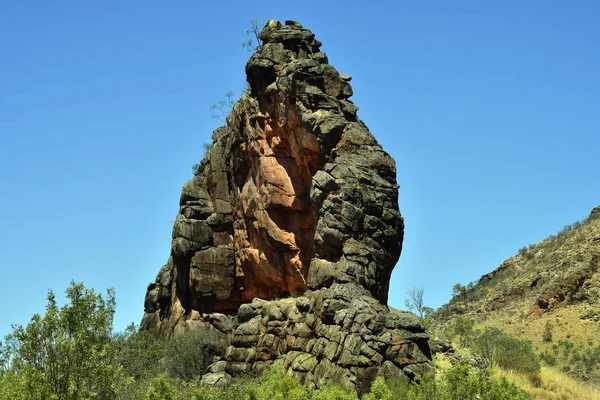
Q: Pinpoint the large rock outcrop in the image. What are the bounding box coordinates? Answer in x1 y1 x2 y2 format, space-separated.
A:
141 20 431 388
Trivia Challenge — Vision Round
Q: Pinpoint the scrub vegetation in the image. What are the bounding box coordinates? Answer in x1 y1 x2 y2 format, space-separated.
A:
0 282 532 400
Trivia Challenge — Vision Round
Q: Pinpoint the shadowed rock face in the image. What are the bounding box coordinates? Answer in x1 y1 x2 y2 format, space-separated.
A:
141 20 430 389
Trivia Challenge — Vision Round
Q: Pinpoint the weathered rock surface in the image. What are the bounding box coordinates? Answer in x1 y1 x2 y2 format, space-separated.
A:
203 284 431 389
141 20 431 388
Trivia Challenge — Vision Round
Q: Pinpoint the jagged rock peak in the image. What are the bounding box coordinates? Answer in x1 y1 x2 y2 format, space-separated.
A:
140 21 429 389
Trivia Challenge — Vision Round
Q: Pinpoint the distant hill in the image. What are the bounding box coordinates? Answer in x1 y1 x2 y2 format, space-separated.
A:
433 205 600 386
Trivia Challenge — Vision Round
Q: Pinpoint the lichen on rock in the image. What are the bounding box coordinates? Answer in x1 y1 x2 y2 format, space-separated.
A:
141 19 431 389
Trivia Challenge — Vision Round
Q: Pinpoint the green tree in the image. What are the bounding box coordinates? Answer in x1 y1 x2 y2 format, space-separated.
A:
452 283 467 300
2 281 123 399
450 316 475 347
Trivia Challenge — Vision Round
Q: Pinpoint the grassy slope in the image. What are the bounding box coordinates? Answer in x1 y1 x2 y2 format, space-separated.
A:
432 208 600 399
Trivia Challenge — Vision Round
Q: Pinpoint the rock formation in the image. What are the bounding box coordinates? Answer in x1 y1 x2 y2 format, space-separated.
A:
141 20 432 389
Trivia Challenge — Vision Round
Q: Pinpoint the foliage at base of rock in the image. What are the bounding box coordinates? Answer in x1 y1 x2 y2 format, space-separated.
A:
163 327 226 381
255 364 311 400
363 376 393 400
400 364 531 400
144 375 180 400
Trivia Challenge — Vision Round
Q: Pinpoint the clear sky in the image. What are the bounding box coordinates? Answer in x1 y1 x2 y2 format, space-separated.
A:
1 1 599 338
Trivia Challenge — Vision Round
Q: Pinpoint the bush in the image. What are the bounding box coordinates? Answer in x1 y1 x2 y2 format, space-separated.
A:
179 363 531 400
439 364 481 398
115 323 164 381
472 327 540 375
370 364 531 400
194 378 258 400
144 375 179 400
255 364 310 400
478 376 532 400
542 321 553 342
412 364 531 400
163 326 226 381
363 376 393 400
540 350 557 366
313 384 359 400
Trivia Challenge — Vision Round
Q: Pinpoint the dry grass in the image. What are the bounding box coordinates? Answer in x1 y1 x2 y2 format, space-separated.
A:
492 367 600 400
477 305 599 349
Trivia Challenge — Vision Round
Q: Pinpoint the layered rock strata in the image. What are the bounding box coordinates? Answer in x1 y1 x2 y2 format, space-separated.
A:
141 20 431 388
200 284 431 390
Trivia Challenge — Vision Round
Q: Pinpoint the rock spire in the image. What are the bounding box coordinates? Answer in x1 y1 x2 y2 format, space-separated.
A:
141 20 431 389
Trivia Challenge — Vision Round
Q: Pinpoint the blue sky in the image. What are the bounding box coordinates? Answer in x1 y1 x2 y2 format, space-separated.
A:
1 1 599 337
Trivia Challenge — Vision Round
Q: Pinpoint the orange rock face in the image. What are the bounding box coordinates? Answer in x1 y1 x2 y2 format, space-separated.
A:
232 99 323 305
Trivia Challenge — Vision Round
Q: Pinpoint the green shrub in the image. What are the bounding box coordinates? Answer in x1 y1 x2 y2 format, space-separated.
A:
255 364 310 400
115 377 149 400
438 364 530 399
392 364 531 400
478 376 531 400
144 375 179 400
363 376 393 400
439 363 481 398
385 378 410 399
313 384 359 400
405 373 439 400
540 350 557 366
542 321 553 342
193 378 258 400
115 323 164 381
472 327 540 375
163 326 226 381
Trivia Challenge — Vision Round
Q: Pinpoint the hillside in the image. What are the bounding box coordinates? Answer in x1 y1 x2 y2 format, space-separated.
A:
433 206 600 396
440 206 600 318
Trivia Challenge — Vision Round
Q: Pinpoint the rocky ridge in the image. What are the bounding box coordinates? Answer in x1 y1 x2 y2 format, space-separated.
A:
438 206 600 318
141 20 432 389
431 206 600 386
